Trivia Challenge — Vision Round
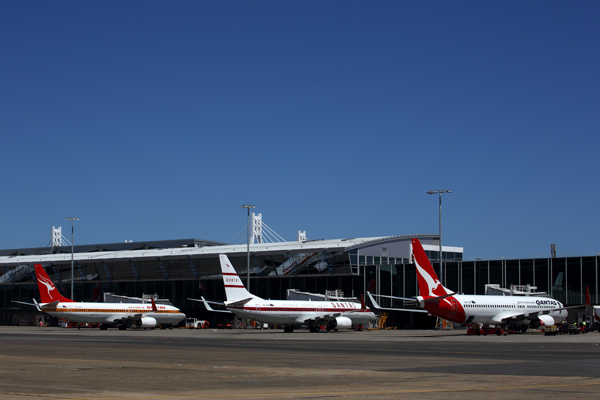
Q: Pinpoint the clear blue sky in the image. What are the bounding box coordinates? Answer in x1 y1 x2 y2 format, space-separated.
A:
1 2 598 260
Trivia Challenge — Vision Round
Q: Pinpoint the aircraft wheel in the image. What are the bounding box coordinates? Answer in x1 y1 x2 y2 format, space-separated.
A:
118 325 127 331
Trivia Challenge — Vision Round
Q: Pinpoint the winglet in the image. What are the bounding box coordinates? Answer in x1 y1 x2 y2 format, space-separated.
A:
189 296 232 314
366 292 382 310
200 296 216 312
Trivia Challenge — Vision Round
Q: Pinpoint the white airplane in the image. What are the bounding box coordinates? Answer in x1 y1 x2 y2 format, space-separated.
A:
368 238 590 331
14 264 186 330
194 254 376 332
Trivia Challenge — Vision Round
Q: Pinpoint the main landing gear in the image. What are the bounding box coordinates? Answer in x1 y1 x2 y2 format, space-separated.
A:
467 326 507 336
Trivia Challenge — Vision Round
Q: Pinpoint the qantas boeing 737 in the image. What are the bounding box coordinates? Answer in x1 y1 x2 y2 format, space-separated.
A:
194 254 375 332
15 264 185 330
368 238 589 331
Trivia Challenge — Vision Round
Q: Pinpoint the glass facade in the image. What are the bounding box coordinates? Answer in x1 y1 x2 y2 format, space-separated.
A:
365 256 598 306
2 249 598 327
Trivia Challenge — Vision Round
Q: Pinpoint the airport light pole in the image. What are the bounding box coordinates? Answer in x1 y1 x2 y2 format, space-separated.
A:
240 205 256 290
427 190 451 284
66 217 79 299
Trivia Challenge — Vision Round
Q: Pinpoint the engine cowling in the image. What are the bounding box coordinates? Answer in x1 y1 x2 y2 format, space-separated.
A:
329 316 352 330
538 315 555 326
531 315 555 329
139 316 157 328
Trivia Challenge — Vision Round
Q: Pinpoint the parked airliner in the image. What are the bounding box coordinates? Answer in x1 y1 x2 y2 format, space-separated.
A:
368 238 589 330
15 264 185 330
195 254 375 332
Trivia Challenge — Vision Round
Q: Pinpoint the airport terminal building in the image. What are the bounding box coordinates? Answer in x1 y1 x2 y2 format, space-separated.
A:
1 224 597 327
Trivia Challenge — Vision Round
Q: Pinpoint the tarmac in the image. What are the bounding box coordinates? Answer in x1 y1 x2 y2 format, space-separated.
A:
1 325 600 400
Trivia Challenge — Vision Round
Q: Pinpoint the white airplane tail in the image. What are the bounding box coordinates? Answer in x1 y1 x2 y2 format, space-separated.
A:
219 254 261 302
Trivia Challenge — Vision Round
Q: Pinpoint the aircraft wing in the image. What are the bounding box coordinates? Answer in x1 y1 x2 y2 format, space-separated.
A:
497 304 588 323
494 308 562 324
497 287 591 323
300 313 342 324
367 292 429 313
12 299 42 312
109 313 144 323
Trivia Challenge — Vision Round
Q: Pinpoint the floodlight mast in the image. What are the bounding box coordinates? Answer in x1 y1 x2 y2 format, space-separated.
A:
426 190 451 284
240 205 256 290
65 217 79 299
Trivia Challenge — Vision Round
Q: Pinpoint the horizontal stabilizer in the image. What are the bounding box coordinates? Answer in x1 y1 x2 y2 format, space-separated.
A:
367 292 428 313
370 293 417 302
423 292 455 303
40 300 60 309
225 297 254 308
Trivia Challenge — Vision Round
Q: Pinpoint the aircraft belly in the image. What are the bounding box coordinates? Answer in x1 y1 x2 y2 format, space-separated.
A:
155 314 185 324
471 315 492 325
343 312 375 325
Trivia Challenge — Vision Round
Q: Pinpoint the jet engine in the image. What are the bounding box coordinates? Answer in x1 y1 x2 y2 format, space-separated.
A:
530 315 555 329
138 316 157 328
329 316 352 330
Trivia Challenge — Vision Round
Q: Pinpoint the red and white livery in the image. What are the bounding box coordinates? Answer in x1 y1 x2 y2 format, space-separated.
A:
198 254 375 332
369 239 589 330
16 264 186 330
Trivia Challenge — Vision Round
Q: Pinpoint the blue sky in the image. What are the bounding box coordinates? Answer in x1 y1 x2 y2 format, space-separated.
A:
1 2 598 260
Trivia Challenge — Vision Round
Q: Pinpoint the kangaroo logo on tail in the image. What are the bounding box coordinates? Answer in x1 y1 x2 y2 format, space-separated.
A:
38 274 57 298
34 264 74 303
411 239 450 298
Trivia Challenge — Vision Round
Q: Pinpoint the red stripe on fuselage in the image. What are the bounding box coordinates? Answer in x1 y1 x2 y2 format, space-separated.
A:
230 306 367 312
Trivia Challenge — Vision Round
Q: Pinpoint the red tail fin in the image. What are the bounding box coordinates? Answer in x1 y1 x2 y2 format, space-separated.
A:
585 286 591 306
360 294 366 310
34 264 74 303
367 279 376 294
151 298 158 312
411 239 450 298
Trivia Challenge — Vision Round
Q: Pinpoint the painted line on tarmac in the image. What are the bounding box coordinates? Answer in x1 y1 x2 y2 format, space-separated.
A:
54 381 600 399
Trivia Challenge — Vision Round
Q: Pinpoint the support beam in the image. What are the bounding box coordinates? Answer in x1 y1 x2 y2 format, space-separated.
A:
187 256 198 279
157 258 168 280
129 260 139 281
101 261 112 281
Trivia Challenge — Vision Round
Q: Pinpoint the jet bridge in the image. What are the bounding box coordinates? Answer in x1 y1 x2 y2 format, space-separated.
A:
103 293 173 305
